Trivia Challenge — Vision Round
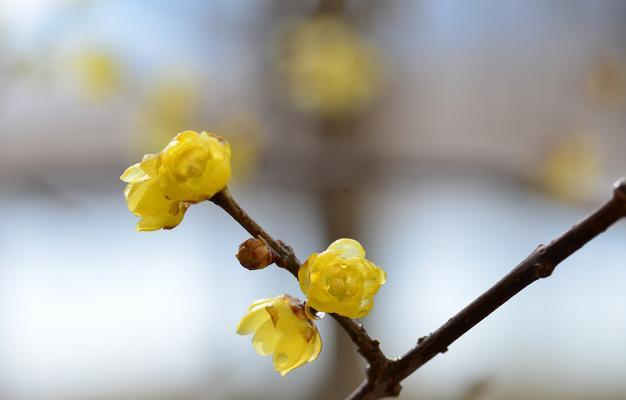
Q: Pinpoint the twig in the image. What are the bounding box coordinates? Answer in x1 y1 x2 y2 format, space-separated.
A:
209 187 388 368
346 179 626 400
210 188 301 277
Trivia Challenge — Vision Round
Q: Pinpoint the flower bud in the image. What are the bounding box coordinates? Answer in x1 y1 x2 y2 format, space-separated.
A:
236 238 274 270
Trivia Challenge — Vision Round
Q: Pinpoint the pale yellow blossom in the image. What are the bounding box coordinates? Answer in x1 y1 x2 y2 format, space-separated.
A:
299 239 386 318
237 295 322 375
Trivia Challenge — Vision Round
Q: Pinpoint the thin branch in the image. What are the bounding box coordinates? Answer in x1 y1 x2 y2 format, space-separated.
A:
211 188 301 276
347 178 626 400
209 187 388 368
330 313 389 373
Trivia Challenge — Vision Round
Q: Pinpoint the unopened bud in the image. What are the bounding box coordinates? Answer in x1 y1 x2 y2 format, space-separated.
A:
236 238 274 270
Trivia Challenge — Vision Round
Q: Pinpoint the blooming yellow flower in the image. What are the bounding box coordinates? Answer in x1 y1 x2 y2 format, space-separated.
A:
237 295 322 376
158 130 231 202
121 130 231 231
299 239 386 319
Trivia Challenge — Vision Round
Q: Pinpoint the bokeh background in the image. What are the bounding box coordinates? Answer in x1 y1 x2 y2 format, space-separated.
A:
1 1 625 399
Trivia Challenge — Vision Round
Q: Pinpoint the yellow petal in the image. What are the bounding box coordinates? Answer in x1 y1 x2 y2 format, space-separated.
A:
252 320 280 356
295 329 322 367
137 216 168 232
139 153 159 177
305 332 323 363
120 163 145 182
236 307 270 335
174 130 200 143
129 179 169 216
377 267 387 285
328 238 366 259
125 179 153 213
248 297 275 310
136 206 185 231
273 334 308 376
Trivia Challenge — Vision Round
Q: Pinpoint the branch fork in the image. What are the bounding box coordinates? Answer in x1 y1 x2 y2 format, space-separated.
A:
211 179 626 400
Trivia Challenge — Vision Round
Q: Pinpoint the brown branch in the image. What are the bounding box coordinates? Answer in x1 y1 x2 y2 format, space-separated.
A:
330 313 389 374
346 178 626 400
210 188 301 277
209 187 388 369
211 180 625 400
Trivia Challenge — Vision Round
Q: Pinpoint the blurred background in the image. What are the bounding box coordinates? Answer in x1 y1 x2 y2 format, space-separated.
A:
1 0 625 399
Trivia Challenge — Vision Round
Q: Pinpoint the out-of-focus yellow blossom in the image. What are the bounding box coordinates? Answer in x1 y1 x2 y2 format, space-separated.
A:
237 295 322 376
138 80 200 152
121 130 231 230
536 132 602 203
121 154 188 231
276 15 382 118
72 51 121 100
216 111 264 182
299 239 386 319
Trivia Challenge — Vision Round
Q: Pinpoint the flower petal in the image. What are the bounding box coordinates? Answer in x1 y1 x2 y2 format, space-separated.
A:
327 238 365 259
120 163 145 182
139 153 159 177
236 307 270 335
307 333 322 363
272 334 308 376
252 320 280 356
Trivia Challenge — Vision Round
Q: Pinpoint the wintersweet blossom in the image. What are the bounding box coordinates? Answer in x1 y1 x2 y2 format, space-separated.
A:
237 295 322 375
299 238 386 318
157 130 231 202
121 130 231 231
277 15 382 118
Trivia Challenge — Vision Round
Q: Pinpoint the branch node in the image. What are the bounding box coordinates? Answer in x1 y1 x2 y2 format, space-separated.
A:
536 244 547 255
277 240 296 258
386 382 402 397
533 262 553 278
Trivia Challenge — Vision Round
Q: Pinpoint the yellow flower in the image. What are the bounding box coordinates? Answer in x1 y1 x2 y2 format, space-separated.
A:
299 239 386 319
536 131 602 203
120 130 230 231
277 15 382 118
72 50 121 101
158 130 231 202
237 295 322 376
121 154 188 231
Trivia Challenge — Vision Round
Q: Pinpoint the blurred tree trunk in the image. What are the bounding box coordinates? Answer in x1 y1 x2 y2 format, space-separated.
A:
313 119 366 400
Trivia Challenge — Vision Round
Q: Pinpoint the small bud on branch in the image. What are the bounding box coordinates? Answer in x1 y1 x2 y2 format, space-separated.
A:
236 238 275 270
